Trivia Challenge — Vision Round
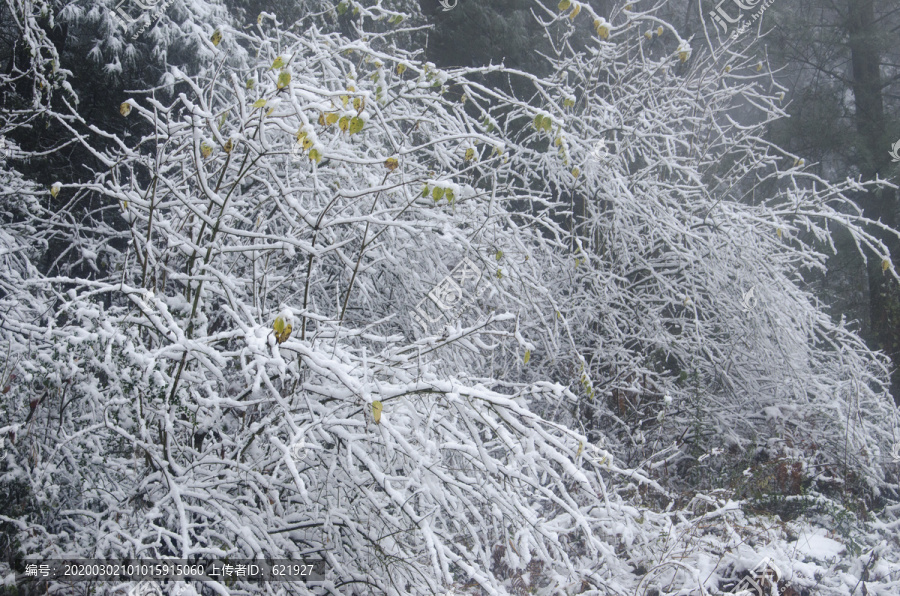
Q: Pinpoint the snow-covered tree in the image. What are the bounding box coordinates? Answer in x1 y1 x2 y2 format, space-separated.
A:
500 1 900 500
2 1 900 595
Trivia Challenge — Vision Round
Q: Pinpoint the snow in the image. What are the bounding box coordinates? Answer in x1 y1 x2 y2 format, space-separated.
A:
792 531 846 562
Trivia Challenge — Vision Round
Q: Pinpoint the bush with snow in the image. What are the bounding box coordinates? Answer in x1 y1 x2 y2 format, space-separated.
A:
1 1 899 595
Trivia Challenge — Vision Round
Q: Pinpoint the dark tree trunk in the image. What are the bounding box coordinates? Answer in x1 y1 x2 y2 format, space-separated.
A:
847 0 900 402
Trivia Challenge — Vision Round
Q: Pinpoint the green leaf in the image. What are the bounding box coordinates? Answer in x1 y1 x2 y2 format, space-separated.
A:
541 116 552 132
277 71 291 89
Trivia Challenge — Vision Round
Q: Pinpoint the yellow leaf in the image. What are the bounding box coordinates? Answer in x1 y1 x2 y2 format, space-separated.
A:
274 319 292 343
554 137 562 147
777 228 783 239
348 116 364 135
756 62 763 71
645 31 653 39
277 71 291 89
432 187 445 201
571 167 580 178
883 259 892 273
594 19 610 39
397 63 407 75
271 56 285 70
338 116 350 132
273 316 285 335
326 113 339 125
252 98 267 109
309 148 322 163
223 138 234 153
246 78 255 89
119 102 132 116
465 147 476 161
297 129 308 143
725 65 732 73
576 441 583 457
266 107 275 117
524 350 531 364
496 269 502 279
372 400 383 424
302 137 314 151
353 97 364 112
211 30 223 47
657 26 664 36
679 50 689 62
50 182 61 198
445 188 455 203
340 95 349 108
496 250 503 260
558 0 571 10
384 157 399 171
569 4 581 19
200 142 213 158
